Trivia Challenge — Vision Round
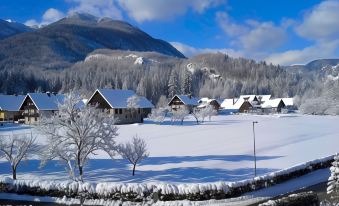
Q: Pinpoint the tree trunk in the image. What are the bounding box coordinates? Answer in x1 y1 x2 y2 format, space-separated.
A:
12 166 17 180
132 164 136 176
79 166 83 176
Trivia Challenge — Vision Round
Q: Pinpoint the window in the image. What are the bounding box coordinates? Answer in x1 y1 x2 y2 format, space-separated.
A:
138 108 141 114
35 117 38 121
119 109 122 114
115 109 118 114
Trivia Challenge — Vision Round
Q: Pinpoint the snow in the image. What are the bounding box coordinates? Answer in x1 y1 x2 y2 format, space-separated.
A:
0 168 331 205
90 89 154 109
0 114 338 185
0 94 25 111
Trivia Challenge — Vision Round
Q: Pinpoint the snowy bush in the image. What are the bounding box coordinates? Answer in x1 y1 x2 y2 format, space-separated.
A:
328 154 339 199
259 192 319 206
0 155 334 202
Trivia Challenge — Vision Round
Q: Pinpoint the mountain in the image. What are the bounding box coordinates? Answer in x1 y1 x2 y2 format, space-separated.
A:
305 59 339 70
0 13 185 71
0 19 33 39
286 59 339 72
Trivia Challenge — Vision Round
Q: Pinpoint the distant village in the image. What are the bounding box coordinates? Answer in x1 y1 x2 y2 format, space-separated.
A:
0 89 295 125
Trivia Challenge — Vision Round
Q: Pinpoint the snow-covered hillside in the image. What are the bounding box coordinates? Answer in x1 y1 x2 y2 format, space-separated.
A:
0 114 338 184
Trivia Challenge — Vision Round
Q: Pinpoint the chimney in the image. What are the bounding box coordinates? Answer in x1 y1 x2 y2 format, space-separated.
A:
46 91 51 97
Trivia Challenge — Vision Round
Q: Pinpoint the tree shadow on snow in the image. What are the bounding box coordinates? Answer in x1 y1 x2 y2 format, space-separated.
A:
0 155 282 183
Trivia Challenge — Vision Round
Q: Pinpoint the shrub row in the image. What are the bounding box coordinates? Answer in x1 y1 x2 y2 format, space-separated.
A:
0 155 334 202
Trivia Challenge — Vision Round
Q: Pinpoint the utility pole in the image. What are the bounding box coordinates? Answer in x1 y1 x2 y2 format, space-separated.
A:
253 121 258 177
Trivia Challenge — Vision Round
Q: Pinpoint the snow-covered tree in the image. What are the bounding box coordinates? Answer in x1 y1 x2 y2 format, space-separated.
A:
191 105 217 124
157 95 168 108
148 107 168 124
199 105 218 122
38 92 118 181
0 133 40 180
117 135 149 176
328 154 339 199
127 95 140 110
182 69 192 95
171 108 190 125
168 69 178 98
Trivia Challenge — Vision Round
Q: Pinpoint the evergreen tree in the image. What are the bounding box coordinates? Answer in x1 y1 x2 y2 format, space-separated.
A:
168 69 178 98
182 69 192 95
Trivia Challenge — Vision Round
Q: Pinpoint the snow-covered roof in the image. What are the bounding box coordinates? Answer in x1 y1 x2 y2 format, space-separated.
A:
21 93 65 111
91 89 154 109
256 95 271 102
198 97 219 104
282 98 294 106
220 98 247 110
261 98 284 109
171 95 199 106
239 95 257 102
0 94 25 111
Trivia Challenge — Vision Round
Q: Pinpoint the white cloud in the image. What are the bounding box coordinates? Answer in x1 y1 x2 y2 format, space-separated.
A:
216 12 248 37
265 40 339 65
118 0 225 22
24 8 65 27
216 12 288 53
171 41 243 58
68 0 122 20
296 0 339 41
42 8 65 24
24 19 39 27
240 21 287 52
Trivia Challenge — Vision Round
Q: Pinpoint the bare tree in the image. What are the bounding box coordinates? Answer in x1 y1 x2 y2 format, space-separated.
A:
191 108 200 124
0 133 40 180
171 108 190 125
127 95 140 109
38 92 119 181
148 107 168 124
118 135 149 176
199 105 218 122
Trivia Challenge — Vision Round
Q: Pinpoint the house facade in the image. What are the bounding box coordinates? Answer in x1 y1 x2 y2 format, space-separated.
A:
87 89 154 124
0 94 25 122
168 95 199 112
19 92 64 124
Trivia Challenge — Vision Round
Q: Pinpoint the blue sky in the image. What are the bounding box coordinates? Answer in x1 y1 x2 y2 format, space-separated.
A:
1 0 339 65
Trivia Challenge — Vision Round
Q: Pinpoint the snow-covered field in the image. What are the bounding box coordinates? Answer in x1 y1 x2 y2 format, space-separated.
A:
0 114 338 184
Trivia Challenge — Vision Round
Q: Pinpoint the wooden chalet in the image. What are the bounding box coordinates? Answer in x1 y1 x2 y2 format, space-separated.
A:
19 92 64 124
87 89 154 124
168 95 199 112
